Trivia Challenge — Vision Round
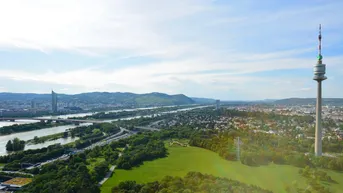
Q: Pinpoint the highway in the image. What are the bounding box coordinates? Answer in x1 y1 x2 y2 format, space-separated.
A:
26 127 132 170
134 126 160 131
0 170 34 177
25 125 157 170
9 106 207 171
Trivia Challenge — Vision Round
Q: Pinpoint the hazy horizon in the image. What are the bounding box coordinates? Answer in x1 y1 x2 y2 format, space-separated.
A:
2 91 343 102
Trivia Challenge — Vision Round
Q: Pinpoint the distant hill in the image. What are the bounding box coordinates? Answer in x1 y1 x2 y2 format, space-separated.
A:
0 92 195 107
274 98 343 106
191 97 216 104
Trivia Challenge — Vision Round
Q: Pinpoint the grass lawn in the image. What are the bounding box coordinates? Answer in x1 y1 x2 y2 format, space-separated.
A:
101 146 343 193
87 157 105 171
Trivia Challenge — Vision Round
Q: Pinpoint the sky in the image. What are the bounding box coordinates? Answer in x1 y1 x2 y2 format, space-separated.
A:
0 0 342 100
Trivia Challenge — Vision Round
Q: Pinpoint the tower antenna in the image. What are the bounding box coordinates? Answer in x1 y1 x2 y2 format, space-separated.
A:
318 24 322 63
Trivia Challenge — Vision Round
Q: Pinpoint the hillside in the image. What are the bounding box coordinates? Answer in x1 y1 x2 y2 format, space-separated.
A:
0 92 195 107
191 97 216 104
274 98 343 106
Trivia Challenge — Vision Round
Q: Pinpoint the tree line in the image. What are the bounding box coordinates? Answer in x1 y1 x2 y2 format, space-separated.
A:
0 144 67 171
0 121 64 135
6 137 25 151
19 153 100 193
116 139 167 169
112 172 273 193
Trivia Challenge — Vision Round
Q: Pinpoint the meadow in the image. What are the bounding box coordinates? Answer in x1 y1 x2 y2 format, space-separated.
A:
101 145 343 193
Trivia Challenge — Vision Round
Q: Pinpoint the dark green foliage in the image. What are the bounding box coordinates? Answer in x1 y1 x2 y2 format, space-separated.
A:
300 166 335 183
0 171 32 178
72 123 121 149
0 144 66 171
86 146 119 165
189 129 237 161
116 138 167 169
0 122 64 135
19 154 100 193
310 155 343 171
5 137 25 151
112 172 273 193
90 160 109 181
63 131 68 138
286 167 334 193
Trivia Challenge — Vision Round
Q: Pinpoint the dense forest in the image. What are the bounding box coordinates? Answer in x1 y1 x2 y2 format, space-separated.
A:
72 123 121 149
116 138 167 169
19 153 100 193
84 131 169 169
1 144 67 171
187 125 343 171
112 172 273 193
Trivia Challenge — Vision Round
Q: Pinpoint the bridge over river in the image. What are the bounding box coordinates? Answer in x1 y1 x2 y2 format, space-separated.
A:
0 117 103 124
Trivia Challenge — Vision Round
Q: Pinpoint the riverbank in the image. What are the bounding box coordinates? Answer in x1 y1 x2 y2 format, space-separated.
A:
0 124 90 156
26 132 65 144
0 122 67 135
0 106 207 156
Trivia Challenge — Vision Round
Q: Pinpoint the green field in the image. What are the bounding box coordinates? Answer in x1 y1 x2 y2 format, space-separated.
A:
101 146 343 193
87 157 105 171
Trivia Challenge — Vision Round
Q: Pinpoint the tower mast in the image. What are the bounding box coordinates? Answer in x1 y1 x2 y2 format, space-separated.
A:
313 24 327 156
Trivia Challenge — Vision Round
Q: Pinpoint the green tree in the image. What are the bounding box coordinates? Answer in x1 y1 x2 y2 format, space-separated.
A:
33 136 39 143
63 131 68 138
6 138 25 151
6 140 13 151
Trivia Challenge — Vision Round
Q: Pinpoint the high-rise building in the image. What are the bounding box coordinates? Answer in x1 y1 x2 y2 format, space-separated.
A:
31 100 36 109
313 24 327 156
216 100 220 110
52 90 58 113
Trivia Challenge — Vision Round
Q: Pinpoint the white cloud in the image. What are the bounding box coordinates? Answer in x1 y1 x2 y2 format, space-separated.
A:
0 0 342 99
297 88 312 92
0 0 211 58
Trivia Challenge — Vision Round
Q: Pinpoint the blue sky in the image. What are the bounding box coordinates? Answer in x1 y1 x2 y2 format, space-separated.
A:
0 0 343 100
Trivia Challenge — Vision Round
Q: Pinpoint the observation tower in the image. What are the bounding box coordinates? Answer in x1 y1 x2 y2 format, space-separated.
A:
313 24 327 156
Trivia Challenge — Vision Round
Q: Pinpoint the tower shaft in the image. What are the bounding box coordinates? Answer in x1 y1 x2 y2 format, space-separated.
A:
313 24 326 156
315 81 322 156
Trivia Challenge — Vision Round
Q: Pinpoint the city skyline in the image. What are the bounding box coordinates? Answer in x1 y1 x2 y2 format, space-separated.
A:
0 0 343 100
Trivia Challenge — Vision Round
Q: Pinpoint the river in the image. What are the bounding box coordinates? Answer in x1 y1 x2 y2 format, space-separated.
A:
0 105 207 156
36 105 179 119
0 105 188 127
0 123 91 156
0 119 40 128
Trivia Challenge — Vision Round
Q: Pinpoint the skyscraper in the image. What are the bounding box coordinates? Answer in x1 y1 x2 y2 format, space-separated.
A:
31 100 36 109
52 90 58 113
313 24 327 156
216 100 220 110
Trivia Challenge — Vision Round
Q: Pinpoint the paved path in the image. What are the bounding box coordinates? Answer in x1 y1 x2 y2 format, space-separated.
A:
99 165 116 185
98 152 122 185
